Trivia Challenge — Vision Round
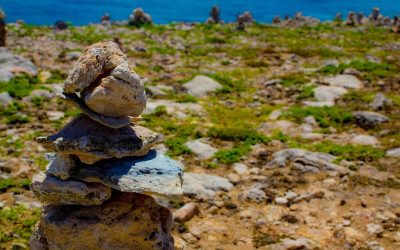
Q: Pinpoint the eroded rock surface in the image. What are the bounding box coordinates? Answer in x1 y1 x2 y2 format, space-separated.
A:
72 150 184 200
36 114 160 164
32 192 174 250
31 172 112 206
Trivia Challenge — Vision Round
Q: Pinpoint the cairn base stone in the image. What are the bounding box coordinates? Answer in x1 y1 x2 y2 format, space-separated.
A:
30 192 174 250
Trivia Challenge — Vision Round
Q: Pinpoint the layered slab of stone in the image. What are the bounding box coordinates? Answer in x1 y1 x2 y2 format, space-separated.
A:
71 150 183 200
30 192 174 250
31 172 112 206
46 154 76 180
36 114 160 164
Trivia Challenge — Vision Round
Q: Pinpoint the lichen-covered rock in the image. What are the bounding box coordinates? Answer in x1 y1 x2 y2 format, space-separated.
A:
353 111 390 129
46 154 76 180
31 172 112 206
32 192 174 250
63 42 146 118
36 114 160 164
72 150 184 200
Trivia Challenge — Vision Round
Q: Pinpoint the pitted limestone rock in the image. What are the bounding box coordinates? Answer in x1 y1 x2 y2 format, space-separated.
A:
31 172 112 206
72 150 184 200
30 192 174 250
63 41 146 118
36 114 160 164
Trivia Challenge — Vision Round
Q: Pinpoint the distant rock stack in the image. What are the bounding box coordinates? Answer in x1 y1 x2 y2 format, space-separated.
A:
30 41 183 250
101 12 111 25
128 8 153 27
206 5 221 24
237 11 254 30
0 7 6 47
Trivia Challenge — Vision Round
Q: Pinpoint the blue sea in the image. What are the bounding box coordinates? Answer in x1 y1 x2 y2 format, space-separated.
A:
0 0 399 25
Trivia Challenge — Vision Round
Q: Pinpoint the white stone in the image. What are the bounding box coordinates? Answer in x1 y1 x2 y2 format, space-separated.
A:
183 75 222 97
323 74 363 89
185 139 217 160
314 86 348 102
351 135 379 146
387 148 400 158
233 163 249 176
46 111 65 121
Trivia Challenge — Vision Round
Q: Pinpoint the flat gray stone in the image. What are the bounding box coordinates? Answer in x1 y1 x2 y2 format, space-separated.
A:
323 74 363 89
182 173 233 199
387 148 400 158
183 75 222 97
31 172 112 206
36 114 160 164
185 139 217 160
353 111 389 129
314 86 347 102
72 150 183 200
0 48 38 81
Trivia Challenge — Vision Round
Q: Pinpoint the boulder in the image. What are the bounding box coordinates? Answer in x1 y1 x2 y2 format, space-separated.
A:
31 172 112 206
72 150 183 200
0 48 38 81
36 114 160 164
182 173 233 199
185 139 218 160
31 192 174 250
183 75 222 97
267 149 348 173
323 74 363 89
313 86 347 102
353 111 389 129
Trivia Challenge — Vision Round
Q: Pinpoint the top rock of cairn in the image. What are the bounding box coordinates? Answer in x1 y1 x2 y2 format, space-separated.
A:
31 41 182 250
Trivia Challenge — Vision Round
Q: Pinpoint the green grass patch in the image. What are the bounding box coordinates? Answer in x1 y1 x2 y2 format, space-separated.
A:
0 75 39 98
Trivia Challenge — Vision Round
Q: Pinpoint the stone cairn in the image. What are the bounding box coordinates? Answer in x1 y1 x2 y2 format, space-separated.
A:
0 7 6 47
206 6 221 24
30 41 183 250
128 8 153 27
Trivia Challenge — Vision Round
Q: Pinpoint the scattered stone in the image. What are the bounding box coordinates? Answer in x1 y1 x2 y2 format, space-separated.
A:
31 172 112 206
23 89 52 102
181 233 198 244
46 154 76 180
144 99 203 116
244 184 266 203
270 238 317 250
183 75 222 98
367 223 384 235
0 48 38 81
353 111 389 129
343 68 361 76
36 114 160 164
64 51 82 61
72 150 183 200
46 111 64 121
323 74 363 89
371 93 392 111
0 92 12 108
182 173 233 199
303 101 334 107
32 192 174 250
351 135 379 146
314 86 348 102
185 139 217 160
267 149 348 173
387 148 400 158
128 8 153 27
233 163 249 175
173 203 200 222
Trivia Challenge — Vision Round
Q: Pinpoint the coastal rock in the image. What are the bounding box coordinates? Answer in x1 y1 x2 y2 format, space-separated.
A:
323 74 363 89
53 86 131 129
31 172 112 206
182 173 233 199
72 150 183 200
36 114 160 164
351 135 379 146
46 154 76 180
183 75 222 97
83 63 146 117
63 42 126 93
387 148 400 158
267 149 348 173
33 192 174 250
185 139 218 160
0 48 38 81
173 203 200 222
314 86 347 102
0 92 12 108
353 111 389 129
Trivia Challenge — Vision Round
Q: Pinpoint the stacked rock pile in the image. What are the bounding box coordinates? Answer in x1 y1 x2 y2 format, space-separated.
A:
30 41 183 250
0 7 6 47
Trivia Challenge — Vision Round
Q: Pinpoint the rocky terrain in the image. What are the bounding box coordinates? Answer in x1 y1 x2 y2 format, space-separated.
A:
0 19 400 250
